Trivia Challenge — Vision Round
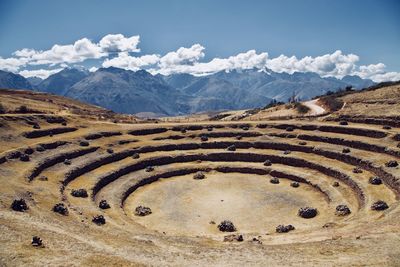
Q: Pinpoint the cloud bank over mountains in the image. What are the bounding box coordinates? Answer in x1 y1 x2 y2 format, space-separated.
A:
1 34 399 82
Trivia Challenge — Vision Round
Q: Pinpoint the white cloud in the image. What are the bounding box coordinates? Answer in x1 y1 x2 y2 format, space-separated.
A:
102 52 160 71
0 56 28 72
157 48 268 76
19 68 63 79
159 44 205 68
265 50 359 78
11 34 140 67
2 34 399 83
99 34 140 53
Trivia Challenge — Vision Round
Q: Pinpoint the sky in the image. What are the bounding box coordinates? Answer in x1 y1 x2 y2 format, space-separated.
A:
0 0 399 81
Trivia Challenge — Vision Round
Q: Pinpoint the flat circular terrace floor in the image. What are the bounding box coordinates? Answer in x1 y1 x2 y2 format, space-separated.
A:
124 172 334 236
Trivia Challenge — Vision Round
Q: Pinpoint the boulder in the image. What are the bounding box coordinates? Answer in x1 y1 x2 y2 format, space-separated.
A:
11 199 28 212
335 204 351 216
79 140 89 147
369 177 382 185
290 182 300 188
193 171 206 180
276 224 295 233
339 121 348 125
145 166 154 172
135 206 152 216
298 207 318 218
218 220 236 232
332 181 340 187
263 160 272 166
71 189 88 198
353 167 363 174
227 145 236 151
92 215 106 225
132 153 140 159
19 154 30 162
371 200 389 211
52 203 68 215
99 200 110 209
342 148 351 154
31 236 43 247
270 177 280 184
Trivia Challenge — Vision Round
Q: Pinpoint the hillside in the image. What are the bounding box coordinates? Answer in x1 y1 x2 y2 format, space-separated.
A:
0 84 399 265
0 68 375 116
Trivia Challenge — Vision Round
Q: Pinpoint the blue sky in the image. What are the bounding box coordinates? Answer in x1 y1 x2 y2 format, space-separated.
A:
0 0 399 81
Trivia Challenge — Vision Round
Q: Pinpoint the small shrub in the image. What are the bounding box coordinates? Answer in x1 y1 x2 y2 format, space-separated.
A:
218 220 236 232
135 206 152 216
71 189 88 198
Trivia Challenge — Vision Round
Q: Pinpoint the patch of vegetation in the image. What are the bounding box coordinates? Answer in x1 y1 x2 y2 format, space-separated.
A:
294 103 310 114
319 95 344 111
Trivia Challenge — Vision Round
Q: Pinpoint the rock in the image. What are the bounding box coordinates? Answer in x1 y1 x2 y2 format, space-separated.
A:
64 159 71 165
353 167 363 174
227 145 236 151
24 147 34 155
209 220 216 224
107 148 114 154
145 166 154 172
242 126 249 131
32 124 41 129
207 127 213 131
71 189 88 198
290 182 300 188
36 145 45 152
286 126 294 132
270 177 280 184
332 181 340 187
385 160 398 168
342 148 351 153
79 140 89 147
92 215 106 225
99 200 110 209
52 203 68 215
369 176 382 185
11 199 28 212
19 154 30 162
276 224 295 233
298 207 318 218
200 135 208 142
61 122 67 126
335 204 351 216
299 141 307 146
218 220 236 232
236 135 242 140
193 171 205 180
224 234 243 242
263 160 272 166
339 121 348 125
31 236 43 247
382 125 391 130
283 150 291 155
371 200 389 211
135 206 152 216
132 153 140 159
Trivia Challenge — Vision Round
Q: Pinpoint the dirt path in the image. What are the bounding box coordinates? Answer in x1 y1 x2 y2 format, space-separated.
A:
303 99 326 115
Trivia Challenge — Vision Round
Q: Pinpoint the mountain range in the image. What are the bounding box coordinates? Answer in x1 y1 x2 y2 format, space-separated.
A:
0 67 375 116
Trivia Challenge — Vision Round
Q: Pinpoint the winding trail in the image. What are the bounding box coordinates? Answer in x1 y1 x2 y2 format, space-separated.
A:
303 99 326 115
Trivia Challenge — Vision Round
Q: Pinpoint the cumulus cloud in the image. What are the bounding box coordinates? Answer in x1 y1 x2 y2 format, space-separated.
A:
265 50 359 78
19 68 63 79
157 48 268 76
99 34 140 53
102 52 160 71
9 34 140 67
1 33 399 83
0 56 28 72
